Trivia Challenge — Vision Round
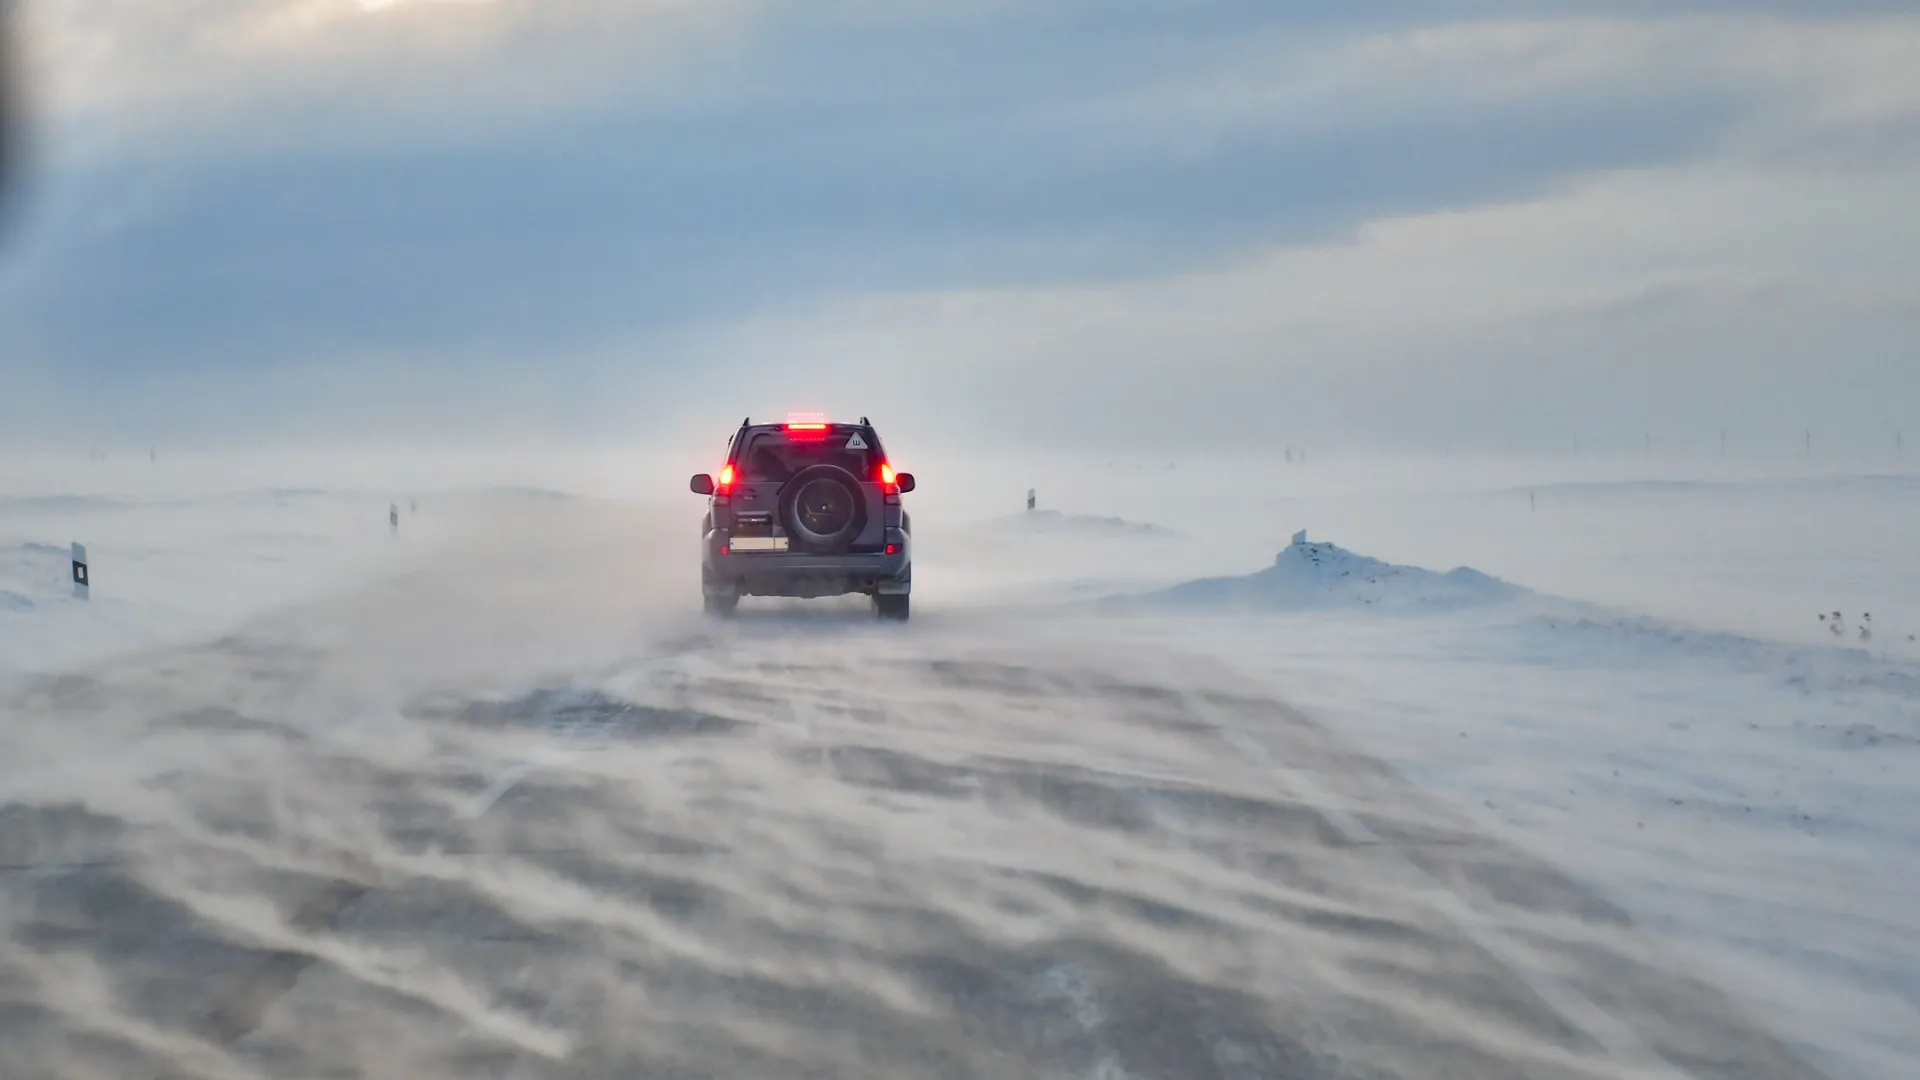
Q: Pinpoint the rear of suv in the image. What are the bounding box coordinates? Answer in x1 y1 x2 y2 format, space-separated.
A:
689 417 916 620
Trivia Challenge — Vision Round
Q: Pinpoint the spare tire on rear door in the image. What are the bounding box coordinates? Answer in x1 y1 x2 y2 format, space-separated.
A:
779 463 868 554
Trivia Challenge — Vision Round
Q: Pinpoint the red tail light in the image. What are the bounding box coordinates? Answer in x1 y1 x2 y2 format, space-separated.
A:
784 422 829 439
877 462 897 486
716 463 736 493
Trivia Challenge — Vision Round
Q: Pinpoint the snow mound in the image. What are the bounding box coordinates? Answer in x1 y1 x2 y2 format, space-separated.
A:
1140 533 1525 611
0 543 67 608
990 509 1175 538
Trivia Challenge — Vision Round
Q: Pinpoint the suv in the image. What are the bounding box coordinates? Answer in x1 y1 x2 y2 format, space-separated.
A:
689 417 916 620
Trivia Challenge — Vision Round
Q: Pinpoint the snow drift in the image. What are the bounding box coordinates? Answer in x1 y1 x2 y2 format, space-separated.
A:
986 509 1176 538
1135 532 1525 611
0 542 69 611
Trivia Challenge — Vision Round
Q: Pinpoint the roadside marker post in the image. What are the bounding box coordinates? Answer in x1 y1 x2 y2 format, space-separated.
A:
71 542 89 601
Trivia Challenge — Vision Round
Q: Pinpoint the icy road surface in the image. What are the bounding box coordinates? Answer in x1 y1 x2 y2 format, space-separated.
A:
0 514 1834 1080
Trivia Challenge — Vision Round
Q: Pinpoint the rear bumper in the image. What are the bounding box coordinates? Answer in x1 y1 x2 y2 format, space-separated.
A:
704 529 910 597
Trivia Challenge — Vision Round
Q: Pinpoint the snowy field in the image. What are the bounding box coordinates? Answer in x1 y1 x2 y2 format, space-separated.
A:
1 451 1916 1079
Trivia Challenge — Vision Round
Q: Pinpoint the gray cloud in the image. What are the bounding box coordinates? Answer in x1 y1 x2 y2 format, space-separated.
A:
2 3 1917 453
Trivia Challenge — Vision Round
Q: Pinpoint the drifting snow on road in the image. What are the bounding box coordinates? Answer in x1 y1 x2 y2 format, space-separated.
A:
0 575 1828 1076
2 479 1914 1079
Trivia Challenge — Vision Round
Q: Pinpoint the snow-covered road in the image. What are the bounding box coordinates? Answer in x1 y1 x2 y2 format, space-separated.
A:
0 604 1829 1079
3 470 1914 1079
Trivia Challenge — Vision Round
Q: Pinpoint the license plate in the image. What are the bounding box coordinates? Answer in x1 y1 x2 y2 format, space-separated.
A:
730 536 788 552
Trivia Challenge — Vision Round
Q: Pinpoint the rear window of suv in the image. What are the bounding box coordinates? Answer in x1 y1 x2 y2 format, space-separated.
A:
735 426 877 483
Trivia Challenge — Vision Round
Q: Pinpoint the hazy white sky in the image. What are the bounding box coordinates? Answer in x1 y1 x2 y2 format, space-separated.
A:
1 1 1915 456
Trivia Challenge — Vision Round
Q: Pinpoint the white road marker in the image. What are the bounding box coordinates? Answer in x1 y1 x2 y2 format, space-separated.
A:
71 542 90 601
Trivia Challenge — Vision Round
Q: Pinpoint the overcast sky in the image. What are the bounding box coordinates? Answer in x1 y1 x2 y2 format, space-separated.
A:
1 1 1915 457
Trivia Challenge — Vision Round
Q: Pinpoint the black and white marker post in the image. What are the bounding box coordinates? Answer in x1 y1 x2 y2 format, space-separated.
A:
71 542 89 601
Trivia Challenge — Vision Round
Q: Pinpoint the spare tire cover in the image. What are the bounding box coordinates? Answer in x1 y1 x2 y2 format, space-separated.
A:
779 464 868 554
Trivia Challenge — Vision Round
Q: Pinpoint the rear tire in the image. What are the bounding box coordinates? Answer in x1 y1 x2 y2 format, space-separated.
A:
874 593 909 622
779 463 868 555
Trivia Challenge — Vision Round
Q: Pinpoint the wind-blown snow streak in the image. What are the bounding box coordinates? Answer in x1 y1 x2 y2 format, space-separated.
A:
0 507 1828 1079
1089 531 1918 1080
985 509 1178 539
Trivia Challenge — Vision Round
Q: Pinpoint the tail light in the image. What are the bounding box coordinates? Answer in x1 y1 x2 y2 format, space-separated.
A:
784 422 829 440
716 463 736 495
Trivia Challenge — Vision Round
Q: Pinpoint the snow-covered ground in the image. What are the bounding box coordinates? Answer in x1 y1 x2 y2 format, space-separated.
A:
1078 547 1920 1080
2 452 1915 1078
930 460 1920 1080
0 488 493 680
